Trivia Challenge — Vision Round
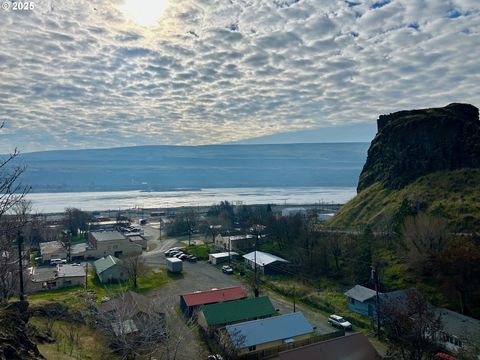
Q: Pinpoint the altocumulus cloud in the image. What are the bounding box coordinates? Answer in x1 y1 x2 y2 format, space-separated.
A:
0 0 479 152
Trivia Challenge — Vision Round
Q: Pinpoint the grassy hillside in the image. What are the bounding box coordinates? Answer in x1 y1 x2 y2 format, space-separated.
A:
328 168 480 232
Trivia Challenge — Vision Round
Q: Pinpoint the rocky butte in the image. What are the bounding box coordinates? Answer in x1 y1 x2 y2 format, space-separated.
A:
329 103 480 231
358 103 480 191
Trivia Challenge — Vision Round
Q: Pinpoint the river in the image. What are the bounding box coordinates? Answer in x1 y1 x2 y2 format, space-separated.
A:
25 186 357 213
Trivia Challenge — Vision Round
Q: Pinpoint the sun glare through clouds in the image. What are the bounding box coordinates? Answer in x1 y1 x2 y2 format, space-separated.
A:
119 0 170 27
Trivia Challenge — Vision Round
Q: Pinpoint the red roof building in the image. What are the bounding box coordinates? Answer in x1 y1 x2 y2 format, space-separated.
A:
180 286 247 315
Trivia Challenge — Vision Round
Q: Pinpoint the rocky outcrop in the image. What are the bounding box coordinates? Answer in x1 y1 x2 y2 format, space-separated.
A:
0 301 44 360
358 103 480 191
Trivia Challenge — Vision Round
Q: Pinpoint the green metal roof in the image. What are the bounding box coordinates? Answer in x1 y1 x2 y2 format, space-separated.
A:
94 255 122 275
202 296 276 326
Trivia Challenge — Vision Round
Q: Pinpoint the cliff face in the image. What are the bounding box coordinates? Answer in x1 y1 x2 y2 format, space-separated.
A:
358 103 480 191
0 302 44 360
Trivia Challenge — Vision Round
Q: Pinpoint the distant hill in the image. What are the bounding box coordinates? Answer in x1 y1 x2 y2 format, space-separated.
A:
330 103 480 231
14 143 369 192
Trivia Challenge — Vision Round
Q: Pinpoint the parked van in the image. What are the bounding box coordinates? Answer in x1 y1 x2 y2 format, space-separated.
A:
50 258 67 266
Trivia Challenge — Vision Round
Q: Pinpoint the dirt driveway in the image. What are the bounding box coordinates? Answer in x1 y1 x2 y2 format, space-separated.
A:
140 226 336 358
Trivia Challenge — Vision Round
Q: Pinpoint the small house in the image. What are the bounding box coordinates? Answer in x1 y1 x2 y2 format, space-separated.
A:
345 285 411 319
97 291 165 334
279 332 380 360
28 264 86 293
179 286 247 316
435 308 480 356
94 255 129 284
198 296 276 330
215 234 256 252
225 312 315 357
344 285 378 318
39 241 67 263
243 251 289 275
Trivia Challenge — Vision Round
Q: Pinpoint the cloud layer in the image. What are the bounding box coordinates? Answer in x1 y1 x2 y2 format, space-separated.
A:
0 0 479 152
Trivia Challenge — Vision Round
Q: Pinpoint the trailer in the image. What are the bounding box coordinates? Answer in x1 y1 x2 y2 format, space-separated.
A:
166 257 183 273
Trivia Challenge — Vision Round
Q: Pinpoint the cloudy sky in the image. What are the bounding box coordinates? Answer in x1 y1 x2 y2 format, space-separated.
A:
0 0 479 152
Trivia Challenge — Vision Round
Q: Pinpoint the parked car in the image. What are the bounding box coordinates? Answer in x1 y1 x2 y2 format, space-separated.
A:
167 247 184 253
186 255 197 262
174 252 185 259
178 254 189 261
222 265 234 274
328 314 352 330
435 353 457 360
50 258 67 266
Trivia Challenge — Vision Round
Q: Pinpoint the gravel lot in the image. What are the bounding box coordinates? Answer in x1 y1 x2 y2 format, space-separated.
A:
139 223 338 359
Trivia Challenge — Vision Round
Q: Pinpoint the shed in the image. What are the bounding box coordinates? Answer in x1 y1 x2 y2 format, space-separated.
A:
179 286 247 316
208 252 238 265
243 251 289 275
198 296 276 329
94 255 129 284
279 332 380 360
166 257 183 273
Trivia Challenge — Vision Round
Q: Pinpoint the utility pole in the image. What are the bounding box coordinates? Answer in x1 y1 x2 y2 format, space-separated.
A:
293 284 296 312
228 232 231 267
159 219 162 241
371 263 381 335
85 262 88 290
254 229 259 298
17 231 25 301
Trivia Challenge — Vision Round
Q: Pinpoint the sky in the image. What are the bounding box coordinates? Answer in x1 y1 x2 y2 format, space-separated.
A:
0 0 479 153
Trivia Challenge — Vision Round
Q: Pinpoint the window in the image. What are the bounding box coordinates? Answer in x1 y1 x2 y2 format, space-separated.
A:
64 280 72 286
349 297 355 305
248 345 256 352
113 245 118 249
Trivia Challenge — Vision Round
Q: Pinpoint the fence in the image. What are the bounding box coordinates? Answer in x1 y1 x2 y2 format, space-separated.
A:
239 330 345 360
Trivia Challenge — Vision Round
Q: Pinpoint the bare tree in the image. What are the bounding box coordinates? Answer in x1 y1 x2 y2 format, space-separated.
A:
218 327 246 360
158 310 199 360
379 289 443 360
0 134 30 219
123 254 147 289
63 207 92 236
402 213 448 275
93 290 167 360
0 200 31 302
185 209 198 246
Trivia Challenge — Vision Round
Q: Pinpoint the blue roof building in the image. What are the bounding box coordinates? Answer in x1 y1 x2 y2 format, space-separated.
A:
225 312 315 356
